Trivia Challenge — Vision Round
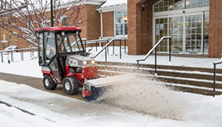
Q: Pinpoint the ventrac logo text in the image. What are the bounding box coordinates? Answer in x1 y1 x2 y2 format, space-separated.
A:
70 61 77 65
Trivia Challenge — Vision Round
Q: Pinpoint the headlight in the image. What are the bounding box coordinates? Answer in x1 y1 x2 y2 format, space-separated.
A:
91 60 96 64
83 60 87 65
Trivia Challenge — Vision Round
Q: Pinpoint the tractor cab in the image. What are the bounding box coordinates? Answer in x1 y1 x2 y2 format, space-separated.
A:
35 26 97 96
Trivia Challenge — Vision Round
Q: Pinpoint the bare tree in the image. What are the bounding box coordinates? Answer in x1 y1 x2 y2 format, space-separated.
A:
0 0 84 46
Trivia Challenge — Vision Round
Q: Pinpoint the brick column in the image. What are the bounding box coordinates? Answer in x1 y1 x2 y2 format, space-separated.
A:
209 0 222 58
128 0 142 55
128 0 158 55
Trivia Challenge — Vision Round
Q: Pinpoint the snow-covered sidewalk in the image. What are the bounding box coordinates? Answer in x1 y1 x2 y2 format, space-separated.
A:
0 80 222 127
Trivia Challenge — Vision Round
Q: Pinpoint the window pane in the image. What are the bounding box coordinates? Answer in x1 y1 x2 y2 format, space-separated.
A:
38 33 44 65
115 11 122 24
154 0 209 12
124 10 128 35
116 24 123 35
45 32 56 63
186 0 209 9
154 0 184 12
115 10 128 36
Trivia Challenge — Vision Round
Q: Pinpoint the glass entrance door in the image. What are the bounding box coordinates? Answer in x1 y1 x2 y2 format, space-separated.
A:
169 16 184 53
155 17 168 52
154 13 204 54
185 14 202 54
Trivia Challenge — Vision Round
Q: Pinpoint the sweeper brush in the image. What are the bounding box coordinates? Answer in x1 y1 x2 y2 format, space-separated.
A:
83 75 127 101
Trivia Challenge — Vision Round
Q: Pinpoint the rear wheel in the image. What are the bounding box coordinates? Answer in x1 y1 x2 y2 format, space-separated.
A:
43 75 57 90
63 77 79 95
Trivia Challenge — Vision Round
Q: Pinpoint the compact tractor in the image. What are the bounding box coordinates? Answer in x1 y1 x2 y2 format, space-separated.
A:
35 26 99 100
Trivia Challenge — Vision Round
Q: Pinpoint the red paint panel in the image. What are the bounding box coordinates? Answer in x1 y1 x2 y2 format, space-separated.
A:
83 66 98 79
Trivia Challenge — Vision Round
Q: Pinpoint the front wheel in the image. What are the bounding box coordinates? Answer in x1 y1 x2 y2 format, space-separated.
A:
63 77 79 95
43 75 57 90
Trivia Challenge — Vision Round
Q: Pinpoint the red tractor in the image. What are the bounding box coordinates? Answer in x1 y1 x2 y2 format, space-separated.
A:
35 26 97 98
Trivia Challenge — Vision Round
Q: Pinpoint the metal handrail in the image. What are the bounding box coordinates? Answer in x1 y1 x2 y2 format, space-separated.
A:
0 47 38 52
91 38 115 58
90 38 126 70
0 47 38 63
213 61 222 97
136 36 171 74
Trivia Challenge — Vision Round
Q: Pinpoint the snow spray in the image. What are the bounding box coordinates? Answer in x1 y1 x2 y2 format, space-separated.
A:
96 74 189 120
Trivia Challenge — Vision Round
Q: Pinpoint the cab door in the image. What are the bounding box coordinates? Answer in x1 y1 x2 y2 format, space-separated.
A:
44 32 61 83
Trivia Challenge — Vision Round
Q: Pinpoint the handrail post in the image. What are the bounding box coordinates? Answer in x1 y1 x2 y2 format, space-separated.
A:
1 52 3 63
11 51 14 62
105 47 107 70
120 40 121 59
113 40 115 55
213 63 216 97
85 40 86 50
125 40 126 54
155 48 157 75
137 60 139 70
96 41 98 51
169 38 171 62
107 40 109 55
21 51 24 61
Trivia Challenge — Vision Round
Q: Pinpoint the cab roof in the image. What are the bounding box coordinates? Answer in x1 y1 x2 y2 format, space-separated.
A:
34 26 82 33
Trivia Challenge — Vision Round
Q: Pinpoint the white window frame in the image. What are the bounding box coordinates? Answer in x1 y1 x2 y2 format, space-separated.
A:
114 9 128 37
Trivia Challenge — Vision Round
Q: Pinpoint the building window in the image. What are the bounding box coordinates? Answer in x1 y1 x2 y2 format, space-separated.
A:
114 10 128 36
203 12 209 54
9 35 11 39
186 0 209 9
154 0 209 12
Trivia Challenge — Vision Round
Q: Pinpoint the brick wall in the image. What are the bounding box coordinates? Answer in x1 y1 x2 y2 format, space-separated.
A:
208 0 222 58
85 4 101 40
103 12 114 37
0 17 29 50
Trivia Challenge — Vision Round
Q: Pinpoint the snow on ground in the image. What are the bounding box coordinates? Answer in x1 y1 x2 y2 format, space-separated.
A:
0 80 222 127
0 52 42 78
0 47 222 126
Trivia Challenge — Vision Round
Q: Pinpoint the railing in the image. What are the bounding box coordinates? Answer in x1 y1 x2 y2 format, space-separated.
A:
91 38 127 69
136 36 171 75
213 61 222 97
0 47 38 63
85 39 127 54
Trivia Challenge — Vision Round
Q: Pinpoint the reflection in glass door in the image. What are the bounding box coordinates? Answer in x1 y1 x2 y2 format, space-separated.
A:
155 18 168 52
185 14 202 54
169 16 184 53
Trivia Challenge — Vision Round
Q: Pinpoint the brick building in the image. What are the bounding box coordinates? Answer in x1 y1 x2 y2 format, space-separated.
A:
1 0 222 58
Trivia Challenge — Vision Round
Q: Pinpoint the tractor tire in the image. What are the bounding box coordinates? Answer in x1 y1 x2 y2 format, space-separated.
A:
63 77 79 95
43 75 57 90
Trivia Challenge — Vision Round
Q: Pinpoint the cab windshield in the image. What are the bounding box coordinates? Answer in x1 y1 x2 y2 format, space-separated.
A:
56 32 84 54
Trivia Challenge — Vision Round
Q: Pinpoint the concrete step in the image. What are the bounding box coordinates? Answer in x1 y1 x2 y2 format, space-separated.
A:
97 65 222 82
96 61 222 96
98 70 222 96
97 61 222 74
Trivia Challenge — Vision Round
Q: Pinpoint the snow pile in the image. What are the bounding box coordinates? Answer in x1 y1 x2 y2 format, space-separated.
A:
97 74 189 120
